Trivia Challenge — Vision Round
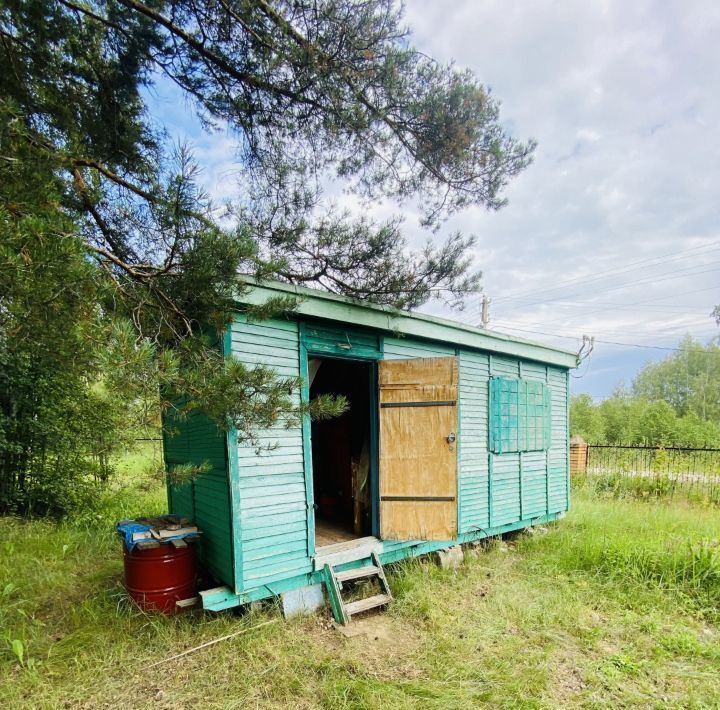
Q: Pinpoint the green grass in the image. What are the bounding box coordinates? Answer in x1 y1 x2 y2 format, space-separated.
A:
1 453 720 708
584 468 720 507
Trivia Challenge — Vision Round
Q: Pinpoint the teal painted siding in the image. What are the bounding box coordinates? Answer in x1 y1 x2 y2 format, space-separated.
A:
239 281 577 368
457 351 490 535
547 367 569 513
520 362 553 519
383 336 454 360
163 407 233 585
228 315 312 592
302 321 382 359
380 338 570 538
489 378 550 454
155 280 573 613
491 453 521 526
164 412 194 522
484 357 570 528
521 450 548 519
218 315 569 597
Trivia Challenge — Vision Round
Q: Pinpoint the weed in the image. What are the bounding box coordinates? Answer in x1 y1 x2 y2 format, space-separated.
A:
601 653 642 676
660 632 704 658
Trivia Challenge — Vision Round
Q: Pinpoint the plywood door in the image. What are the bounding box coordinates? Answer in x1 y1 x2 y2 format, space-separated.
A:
378 357 458 540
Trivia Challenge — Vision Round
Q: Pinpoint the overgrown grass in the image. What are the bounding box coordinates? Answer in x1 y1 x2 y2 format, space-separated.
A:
585 445 720 506
544 484 720 617
69 440 167 527
1 452 719 708
583 468 720 507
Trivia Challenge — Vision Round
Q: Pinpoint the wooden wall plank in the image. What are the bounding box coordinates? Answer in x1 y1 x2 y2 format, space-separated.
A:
229 315 312 590
457 350 490 535
163 402 233 586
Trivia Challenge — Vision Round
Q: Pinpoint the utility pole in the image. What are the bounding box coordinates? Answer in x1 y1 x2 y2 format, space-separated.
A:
480 295 490 328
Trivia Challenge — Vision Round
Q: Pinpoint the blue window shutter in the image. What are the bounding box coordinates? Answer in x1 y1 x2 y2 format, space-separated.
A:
490 376 551 454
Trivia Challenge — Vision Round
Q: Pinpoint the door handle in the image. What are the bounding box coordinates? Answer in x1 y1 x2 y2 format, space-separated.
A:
446 432 456 444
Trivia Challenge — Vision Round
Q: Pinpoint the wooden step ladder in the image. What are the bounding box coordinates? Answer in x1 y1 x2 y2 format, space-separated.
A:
323 552 392 625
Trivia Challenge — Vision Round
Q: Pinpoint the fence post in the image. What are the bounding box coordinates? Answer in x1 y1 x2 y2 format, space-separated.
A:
570 436 588 476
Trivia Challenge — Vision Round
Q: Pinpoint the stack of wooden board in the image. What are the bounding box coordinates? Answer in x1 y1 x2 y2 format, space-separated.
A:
131 515 200 550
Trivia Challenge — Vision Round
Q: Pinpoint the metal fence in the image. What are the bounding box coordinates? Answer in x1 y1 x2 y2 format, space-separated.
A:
585 444 720 502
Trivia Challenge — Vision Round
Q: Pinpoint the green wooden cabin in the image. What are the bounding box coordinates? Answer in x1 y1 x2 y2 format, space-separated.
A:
163 280 577 614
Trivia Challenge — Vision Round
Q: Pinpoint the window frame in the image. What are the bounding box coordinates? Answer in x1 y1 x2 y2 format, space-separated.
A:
488 376 551 454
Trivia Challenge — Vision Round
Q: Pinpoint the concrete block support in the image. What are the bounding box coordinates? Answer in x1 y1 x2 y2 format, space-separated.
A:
435 545 464 571
281 583 325 618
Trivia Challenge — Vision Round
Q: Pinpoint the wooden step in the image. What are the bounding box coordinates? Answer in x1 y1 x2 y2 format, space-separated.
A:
335 565 380 583
344 593 392 617
314 536 381 571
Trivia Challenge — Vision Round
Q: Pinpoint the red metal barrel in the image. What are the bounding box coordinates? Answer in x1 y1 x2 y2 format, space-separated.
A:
123 543 196 614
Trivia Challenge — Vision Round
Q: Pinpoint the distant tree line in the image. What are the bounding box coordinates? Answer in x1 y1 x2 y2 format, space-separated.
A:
571 337 720 448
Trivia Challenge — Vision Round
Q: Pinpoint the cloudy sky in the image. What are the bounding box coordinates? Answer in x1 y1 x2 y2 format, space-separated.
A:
151 0 720 399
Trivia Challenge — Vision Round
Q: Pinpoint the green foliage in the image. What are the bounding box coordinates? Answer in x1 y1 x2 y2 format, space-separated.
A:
571 393 720 447
568 394 605 443
9 638 24 667
633 336 720 422
167 461 211 486
571 338 720 447
539 493 720 616
0 199 136 515
0 1 534 516
579 442 720 506
251 207 483 309
586 470 681 503
0 0 531 323
244 295 301 322
307 393 349 422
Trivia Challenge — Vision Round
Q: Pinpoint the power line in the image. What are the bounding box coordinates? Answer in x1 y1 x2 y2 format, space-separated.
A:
463 285 717 335
494 266 720 326
494 316 715 340
503 312 715 335
509 264 720 311
471 262 720 318
518 284 719 311
530 302 694 312
489 240 720 305
496 312 715 334
463 278 717 331
621 284 720 305
490 323 720 355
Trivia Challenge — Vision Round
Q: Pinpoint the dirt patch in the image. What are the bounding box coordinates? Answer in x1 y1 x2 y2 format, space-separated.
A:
333 614 397 641
332 613 423 680
547 652 589 705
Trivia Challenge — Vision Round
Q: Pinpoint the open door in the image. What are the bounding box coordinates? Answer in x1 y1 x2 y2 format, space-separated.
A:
378 357 458 540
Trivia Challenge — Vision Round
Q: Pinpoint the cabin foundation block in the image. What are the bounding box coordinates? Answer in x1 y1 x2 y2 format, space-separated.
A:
435 545 464 571
281 583 325 618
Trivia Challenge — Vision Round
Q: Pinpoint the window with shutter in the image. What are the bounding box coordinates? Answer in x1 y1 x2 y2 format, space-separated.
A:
489 377 551 454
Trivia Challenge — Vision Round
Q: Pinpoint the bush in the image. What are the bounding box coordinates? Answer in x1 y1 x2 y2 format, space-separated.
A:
570 392 720 448
0 207 135 516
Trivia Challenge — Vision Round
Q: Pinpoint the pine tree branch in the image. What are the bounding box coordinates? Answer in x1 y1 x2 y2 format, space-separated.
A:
116 0 326 110
72 159 157 203
252 0 480 195
71 166 131 260
56 0 133 39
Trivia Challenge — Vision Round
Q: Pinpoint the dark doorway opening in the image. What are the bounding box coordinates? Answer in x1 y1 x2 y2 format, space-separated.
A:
309 357 373 548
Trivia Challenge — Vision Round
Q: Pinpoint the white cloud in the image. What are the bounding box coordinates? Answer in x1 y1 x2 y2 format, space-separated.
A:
147 2 720 398
402 0 719 396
